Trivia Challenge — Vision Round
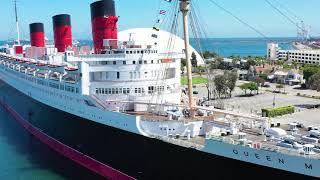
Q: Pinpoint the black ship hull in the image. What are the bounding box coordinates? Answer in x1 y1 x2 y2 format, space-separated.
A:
0 80 316 180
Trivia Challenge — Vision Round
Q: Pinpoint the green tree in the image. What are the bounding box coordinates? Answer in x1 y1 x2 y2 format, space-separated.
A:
181 58 187 74
259 73 268 81
239 83 248 95
225 71 238 97
191 52 198 68
303 66 320 82
240 82 259 95
309 73 320 91
214 75 227 98
202 51 218 59
247 82 259 94
245 59 256 70
276 60 285 66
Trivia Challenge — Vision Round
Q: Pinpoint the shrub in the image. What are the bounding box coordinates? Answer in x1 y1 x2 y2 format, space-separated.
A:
262 106 295 118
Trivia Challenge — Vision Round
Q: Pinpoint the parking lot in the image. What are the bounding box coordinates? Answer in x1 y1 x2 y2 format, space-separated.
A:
190 82 320 125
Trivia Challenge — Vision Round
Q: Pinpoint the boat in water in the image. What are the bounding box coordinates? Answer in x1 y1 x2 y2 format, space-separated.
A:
0 0 319 179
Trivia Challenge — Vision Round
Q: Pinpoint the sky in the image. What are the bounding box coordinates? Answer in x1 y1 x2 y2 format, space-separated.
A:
0 0 319 40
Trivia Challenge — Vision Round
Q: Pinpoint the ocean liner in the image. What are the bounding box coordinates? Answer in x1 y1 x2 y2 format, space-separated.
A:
0 0 319 179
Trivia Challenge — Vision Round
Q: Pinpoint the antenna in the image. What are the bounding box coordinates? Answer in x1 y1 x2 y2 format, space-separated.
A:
14 0 20 45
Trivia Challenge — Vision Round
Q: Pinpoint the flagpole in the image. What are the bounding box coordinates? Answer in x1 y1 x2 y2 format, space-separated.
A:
180 0 195 117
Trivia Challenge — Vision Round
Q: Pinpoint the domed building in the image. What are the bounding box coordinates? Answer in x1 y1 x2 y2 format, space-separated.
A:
118 28 205 65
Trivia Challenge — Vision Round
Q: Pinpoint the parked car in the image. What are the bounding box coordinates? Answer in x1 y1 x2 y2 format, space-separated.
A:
262 84 271 88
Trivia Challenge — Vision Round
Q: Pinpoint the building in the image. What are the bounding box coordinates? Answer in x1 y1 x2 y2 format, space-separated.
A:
268 69 303 85
267 43 320 65
267 43 279 61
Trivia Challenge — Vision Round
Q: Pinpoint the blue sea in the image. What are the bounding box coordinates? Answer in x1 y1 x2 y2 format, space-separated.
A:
75 37 295 57
0 37 295 179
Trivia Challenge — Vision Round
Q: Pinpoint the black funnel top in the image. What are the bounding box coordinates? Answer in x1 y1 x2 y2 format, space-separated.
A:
30 23 44 33
90 0 116 20
53 14 71 28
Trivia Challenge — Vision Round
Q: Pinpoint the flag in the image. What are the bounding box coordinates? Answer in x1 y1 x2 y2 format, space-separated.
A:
159 10 166 15
156 19 163 23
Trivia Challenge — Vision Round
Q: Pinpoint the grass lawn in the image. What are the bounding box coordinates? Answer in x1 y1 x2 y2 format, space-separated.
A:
181 76 208 85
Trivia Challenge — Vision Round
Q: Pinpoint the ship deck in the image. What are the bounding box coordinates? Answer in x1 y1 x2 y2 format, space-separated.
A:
154 119 320 159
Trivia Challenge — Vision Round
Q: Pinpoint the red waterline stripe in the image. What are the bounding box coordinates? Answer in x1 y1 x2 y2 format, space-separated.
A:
0 100 135 180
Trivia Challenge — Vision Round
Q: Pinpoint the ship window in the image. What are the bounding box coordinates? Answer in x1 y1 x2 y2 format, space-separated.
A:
123 88 130 94
112 88 115 94
134 72 137 79
139 61 143 64
117 72 120 79
133 61 136 64
105 72 109 79
141 50 144 54
151 60 154 64
148 86 155 94
113 61 116 65
108 88 112 94
96 88 99 94
144 60 147 64
123 61 126 65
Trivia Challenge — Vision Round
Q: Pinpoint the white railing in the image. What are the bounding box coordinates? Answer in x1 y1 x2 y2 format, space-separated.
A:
150 134 204 150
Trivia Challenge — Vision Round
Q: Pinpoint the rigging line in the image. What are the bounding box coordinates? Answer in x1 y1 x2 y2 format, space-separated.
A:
153 1 178 102
189 9 216 103
264 0 301 29
272 0 302 22
207 0 270 41
192 0 210 38
153 0 164 27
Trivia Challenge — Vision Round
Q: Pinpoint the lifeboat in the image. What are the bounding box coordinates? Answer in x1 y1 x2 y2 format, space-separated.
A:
48 64 65 73
65 67 79 74
19 60 28 64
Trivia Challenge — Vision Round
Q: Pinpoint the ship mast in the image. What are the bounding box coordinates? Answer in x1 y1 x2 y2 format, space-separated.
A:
180 0 194 115
14 0 21 45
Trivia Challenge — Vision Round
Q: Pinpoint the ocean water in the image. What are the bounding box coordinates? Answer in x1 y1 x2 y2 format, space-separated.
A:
0 37 295 179
0 106 103 180
194 37 295 57
75 37 295 57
